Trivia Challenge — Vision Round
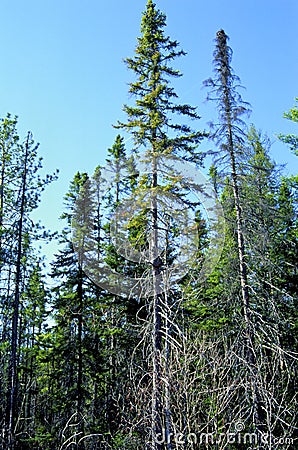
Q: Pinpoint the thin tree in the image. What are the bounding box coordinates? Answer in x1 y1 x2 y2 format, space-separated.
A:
5 133 30 449
204 29 267 439
116 1 205 448
205 29 252 342
3 129 57 449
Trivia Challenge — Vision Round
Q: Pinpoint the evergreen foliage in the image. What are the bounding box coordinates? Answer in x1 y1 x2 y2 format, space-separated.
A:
0 3 297 450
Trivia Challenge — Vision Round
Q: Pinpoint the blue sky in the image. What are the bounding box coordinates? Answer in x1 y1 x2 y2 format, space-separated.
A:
0 0 297 259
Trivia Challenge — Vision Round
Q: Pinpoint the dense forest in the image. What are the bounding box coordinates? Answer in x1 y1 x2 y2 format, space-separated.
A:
0 1 297 449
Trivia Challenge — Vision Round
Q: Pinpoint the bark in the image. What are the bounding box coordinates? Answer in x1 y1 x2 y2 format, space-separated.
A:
76 266 84 450
151 152 163 450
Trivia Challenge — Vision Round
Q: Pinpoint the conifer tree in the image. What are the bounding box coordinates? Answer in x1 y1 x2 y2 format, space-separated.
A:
50 140 140 448
204 29 252 345
0 119 57 449
50 172 95 449
204 30 263 438
203 33 298 442
204 31 298 445
116 1 205 448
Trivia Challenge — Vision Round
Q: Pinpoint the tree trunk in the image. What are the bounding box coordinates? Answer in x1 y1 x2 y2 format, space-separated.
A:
225 101 263 435
76 266 84 450
151 152 163 450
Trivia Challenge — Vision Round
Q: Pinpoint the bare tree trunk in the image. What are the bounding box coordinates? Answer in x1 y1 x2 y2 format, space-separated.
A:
164 290 172 450
226 115 264 431
0 149 5 261
76 266 84 450
227 129 250 328
150 152 163 450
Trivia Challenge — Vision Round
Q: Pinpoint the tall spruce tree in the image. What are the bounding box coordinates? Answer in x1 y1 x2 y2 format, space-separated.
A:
204 28 261 422
204 29 252 344
204 33 297 446
116 1 205 448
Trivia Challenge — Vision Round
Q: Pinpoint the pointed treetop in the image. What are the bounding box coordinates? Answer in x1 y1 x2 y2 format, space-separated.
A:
216 29 228 41
145 0 158 16
204 29 251 138
107 134 126 161
116 0 204 158
64 172 89 204
73 171 89 188
138 0 168 54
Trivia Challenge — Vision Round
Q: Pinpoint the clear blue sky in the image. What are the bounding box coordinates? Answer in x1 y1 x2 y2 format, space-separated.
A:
0 0 297 258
